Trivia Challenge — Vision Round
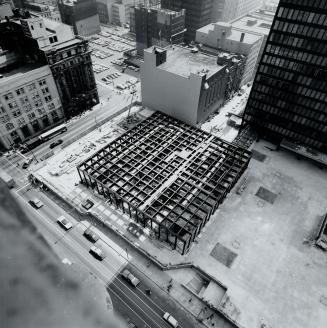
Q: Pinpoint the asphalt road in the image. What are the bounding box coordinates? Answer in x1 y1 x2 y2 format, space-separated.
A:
14 186 197 328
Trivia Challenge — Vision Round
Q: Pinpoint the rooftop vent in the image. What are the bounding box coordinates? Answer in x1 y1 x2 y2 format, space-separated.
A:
246 19 257 26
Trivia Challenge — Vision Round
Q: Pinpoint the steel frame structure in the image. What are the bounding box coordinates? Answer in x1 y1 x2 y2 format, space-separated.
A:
77 112 251 254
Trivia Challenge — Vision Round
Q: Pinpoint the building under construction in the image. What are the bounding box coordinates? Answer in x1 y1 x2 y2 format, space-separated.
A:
77 112 251 254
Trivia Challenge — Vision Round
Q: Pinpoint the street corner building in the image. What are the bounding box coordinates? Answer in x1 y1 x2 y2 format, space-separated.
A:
77 112 251 255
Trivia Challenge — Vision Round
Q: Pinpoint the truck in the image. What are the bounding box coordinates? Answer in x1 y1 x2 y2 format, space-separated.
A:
0 168 15 188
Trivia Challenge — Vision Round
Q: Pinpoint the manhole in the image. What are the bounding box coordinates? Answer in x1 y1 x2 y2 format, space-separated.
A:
251 150 267 162
255 187 277 204
210 242 237 268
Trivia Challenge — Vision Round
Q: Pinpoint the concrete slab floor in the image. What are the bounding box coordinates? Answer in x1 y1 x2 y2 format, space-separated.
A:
185 140 327 328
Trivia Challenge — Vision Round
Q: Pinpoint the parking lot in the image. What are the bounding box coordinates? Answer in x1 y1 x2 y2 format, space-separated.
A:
89 25 140 98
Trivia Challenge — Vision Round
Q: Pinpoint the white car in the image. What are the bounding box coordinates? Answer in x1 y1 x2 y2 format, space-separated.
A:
89 246 106 260
57 216 72 230
163 312 179 328
29 198 44 209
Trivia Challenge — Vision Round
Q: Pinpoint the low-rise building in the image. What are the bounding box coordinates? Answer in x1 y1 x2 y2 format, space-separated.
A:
0 61 64 149
196 22 262 85
230 9 274 77
141 46 245 126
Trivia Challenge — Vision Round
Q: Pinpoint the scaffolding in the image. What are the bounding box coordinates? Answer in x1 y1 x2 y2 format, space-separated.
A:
77 112 251 254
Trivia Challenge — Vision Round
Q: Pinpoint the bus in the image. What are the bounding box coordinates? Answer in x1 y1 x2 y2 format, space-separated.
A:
38 124 67 142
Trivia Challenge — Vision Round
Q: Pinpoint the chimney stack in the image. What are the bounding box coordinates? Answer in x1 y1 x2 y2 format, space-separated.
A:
240 32 245 43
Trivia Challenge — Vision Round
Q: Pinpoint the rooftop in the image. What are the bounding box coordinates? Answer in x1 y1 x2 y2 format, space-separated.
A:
157 46 225 78
231 11 273 35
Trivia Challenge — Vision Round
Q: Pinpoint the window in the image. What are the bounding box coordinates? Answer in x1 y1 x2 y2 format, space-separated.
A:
37 107 45 115
24 104 32 112
27 112 36 120
0 115 10 123
27 83 36 91
8 101 17 109
12 110 21 117
34 100 42 107
48 102 55 110
42 87 49 94
6 122 14 131
31 25 34 30
32 92 40 100
16 88 25 95
0 104 5 113
18 117 25 126
38 80 46 86
44 95 52 102
4 93 13 101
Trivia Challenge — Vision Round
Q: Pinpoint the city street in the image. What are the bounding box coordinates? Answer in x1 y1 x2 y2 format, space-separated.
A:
14 185 200 328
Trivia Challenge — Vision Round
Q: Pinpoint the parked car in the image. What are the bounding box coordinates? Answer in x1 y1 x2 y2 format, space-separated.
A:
57 215 72 230
83 227 100 242
49 139 63 149
81 199 94 210
163 312 179 328
121 269 140 287
29 198 44 209
89 246 106 260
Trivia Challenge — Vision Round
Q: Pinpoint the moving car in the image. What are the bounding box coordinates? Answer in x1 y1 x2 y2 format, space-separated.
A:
121 269 140 287
57 215 73 230
49 139 63 149
81 199 94 210
83 227 100 243
163 312 179 328
29 198 44 209
22 158 33 169
89 246 106 260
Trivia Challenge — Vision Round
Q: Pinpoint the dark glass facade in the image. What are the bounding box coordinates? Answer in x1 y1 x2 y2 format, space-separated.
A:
242 0 327 152
161 0 213 42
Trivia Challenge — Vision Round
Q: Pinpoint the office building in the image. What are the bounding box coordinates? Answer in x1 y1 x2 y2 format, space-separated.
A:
58 0 100 37
77 111 251 255
23 2 61 22
212 0 263 23
0 53 64 149
161 0 213 42
196 22 262 84
141 46 245 126
134 4 185 56
242 0 327 153
1 12 98 120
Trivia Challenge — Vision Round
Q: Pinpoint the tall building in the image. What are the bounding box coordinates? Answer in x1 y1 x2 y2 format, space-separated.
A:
242 0 327 153
134 4 185 56
196 22 263 84
161 0 213 42
58 0 100 37
212 0 263 23
141 46 245 126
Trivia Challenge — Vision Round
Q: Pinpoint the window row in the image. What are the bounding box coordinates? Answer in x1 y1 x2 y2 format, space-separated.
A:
277 7 327 25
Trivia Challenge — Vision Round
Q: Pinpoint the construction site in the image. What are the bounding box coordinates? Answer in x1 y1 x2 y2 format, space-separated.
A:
77 112 251 254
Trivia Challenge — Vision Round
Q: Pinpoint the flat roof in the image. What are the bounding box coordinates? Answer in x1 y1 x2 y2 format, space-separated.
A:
158 46 225 78
42 37 81 51
0 61 45 82
231 13 273 35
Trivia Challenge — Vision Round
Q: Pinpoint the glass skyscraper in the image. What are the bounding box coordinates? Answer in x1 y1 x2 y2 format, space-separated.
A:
242 0 327 152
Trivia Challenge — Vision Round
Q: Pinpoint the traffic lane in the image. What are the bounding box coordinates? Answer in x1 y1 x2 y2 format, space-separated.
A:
17 187 127 276
124 262 199 328
109 275 174 328
16 192 124 287
16 189 167 328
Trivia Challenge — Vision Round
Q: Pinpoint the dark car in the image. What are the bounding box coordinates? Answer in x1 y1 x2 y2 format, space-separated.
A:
49 139 63 149
83 227 100 243
81 199 94 210
89 246 106 261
